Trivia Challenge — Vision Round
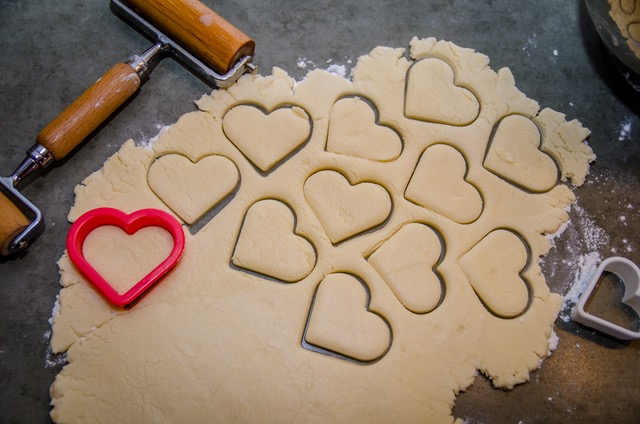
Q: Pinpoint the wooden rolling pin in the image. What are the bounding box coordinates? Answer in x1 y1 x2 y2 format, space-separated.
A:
0 0 254 255
122 0 254 75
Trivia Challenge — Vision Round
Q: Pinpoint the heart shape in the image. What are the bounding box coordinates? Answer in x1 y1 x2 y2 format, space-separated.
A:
404 58 479 126
405 144 483 224
223 104 311 172
303 273 392 363
459 229 530 318
304 170 391 244
66 208 185 308
368 223 445 314
571 257 640 340
484 114 558 192
147 154 239 225
326 97 402 161
232 199 316 283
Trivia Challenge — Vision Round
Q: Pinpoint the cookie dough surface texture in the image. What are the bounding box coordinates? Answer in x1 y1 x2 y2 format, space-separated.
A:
609 0 640 58
50 37 594 424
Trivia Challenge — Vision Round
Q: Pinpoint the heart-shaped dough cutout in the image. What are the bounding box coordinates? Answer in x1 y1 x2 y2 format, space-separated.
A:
223 104 311 172
459 229 530 318
304 170 392 244
405 144 483 224
304 273 392 363
232 199 316 283
148 154 239 225
405 58 480 126
368 223 444 314
326 97 402 161
66 208 185 308
484 114 558 192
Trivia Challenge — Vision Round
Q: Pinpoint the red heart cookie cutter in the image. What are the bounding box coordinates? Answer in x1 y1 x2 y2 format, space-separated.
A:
66 207 185 308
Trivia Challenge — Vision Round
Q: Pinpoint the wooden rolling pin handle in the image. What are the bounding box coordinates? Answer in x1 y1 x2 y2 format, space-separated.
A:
122 0 255 74
0 191 30 255
36 63 141 161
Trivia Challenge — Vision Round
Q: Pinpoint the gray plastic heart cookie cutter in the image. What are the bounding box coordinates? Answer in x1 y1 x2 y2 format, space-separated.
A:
571 256 640 340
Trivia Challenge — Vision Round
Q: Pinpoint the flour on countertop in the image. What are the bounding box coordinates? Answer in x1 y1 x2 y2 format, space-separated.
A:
326 64 347 77
48 294 60 328
618 117 631 141
545 210 571 249
551 204 610 322
137 125 171 150
522 33 538 56
559 251 602 322
540 207 571 279
295 57 353 78
572 204 610 252
45 295 67 368
44 329 67 369
548 329 559 351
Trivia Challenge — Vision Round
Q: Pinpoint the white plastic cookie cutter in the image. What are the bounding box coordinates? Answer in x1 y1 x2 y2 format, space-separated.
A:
571 257 640 340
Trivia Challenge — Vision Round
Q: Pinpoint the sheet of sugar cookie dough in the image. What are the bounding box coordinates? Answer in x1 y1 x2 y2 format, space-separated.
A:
49 37 595 423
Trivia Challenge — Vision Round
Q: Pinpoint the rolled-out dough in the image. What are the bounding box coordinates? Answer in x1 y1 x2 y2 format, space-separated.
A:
609 0 640 58
50 37 595 423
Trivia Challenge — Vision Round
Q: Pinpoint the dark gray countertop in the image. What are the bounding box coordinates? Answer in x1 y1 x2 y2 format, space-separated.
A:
1 1 638 422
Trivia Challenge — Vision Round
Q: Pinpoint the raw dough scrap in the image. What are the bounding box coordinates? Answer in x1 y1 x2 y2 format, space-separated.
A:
50 37 595 424
609 0 640 58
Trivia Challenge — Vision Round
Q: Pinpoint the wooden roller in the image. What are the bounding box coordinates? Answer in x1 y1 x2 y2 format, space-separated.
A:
122 0 255 74
0 192 30 255
0 0 254 254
